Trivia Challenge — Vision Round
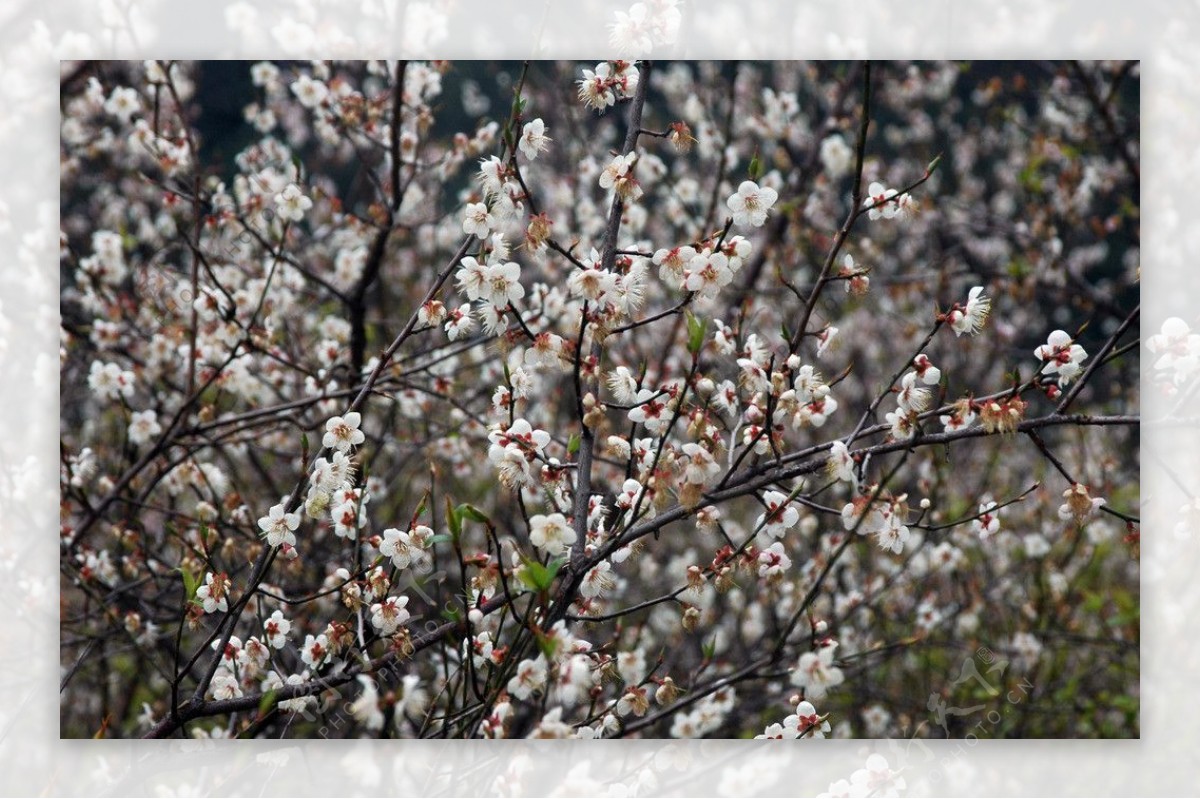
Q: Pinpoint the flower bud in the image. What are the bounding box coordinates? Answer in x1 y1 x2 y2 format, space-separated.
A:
655 677 680 705
668 121 696 154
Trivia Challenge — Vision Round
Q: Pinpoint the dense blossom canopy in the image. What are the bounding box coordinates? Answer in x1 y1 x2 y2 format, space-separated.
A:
59 59 1138 741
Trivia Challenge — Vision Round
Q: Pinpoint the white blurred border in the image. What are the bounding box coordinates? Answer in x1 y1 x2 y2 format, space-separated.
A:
3 0 1181 795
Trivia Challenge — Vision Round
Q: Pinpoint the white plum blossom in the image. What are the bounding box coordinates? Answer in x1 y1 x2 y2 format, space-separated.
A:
627 388 672 434
445 304 476 340
518 118 551 160
616 686 651 717
912 353 941 385
488 419 550 464
291 74 329 108
529 513 576 557
568 265 617 306
274 183 313 222
615 478 654 520
263 610 292 649
849 754 906 798
885 408 917 441
755 490 800 538
652 244 696 290
599 152 641 200
895 371 931 413
250 62 279 88
843 494 912 554
380 526 433 571
1024 533 1052 558
757 541 792 578
277 673 316 714
104 86 141 123
863 181 899 220
461 202 495 237
258 503 300 549
679 442 720 485
1147 317 1200 383
237 639 267 680
875 512 911 554
758 699 830 739
507 655 548 700
323 412 364 452
683 249 732 299
210 668 242 701
820 134 852 177
756 721 800 740
948 286 991 337
301 633 330 669
310 451 354 492
1058 483 1106 524
476 156 505 199
842 497 886 536
973 500 1001 538
612 262 649 316
369 595 411 635
349 676 385 731
89 360 135 401
580 560 616 599
456 257 524 306
606 365 639 404
827 441 857 486
418 300 447 327
1035 329 1088 385
609 2 676 57
576 61 639 111
726 180 778 227
1011 631 1043 671
127 409 161 447
940 401 977 432
790 641 845 699
195 572 229 614
483 261 525 306
578 64 617 111
790 700 831 738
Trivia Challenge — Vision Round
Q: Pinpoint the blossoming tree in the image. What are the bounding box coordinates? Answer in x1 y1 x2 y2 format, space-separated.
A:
60 59 1139 739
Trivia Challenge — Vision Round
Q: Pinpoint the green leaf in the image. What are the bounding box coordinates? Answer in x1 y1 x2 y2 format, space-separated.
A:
413 490 430 521
446 496 462 539
1005 257 1031 280
925 153 942 176
258 689 277 715
748 149 762 181
518 557 564 593
179 567 198 601
519 561 549 591
456 503 491 524
686 311 706 355
535 630 560 660
1018 153 1045 193
567 432 581 455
